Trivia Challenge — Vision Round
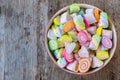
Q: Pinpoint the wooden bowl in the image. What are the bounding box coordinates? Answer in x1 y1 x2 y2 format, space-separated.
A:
45 4 117 75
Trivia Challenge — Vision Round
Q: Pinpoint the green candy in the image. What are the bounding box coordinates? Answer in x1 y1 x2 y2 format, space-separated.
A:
53 16 61 25
49 39 59 50
69 3 80 14
78 9 85 16
68 31 78 42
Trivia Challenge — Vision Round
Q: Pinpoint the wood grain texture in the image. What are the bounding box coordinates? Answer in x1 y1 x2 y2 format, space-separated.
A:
0 0 120 80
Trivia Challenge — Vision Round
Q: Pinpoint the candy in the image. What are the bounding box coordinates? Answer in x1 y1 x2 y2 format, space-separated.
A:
99 12 109 28
78 58 91 73
83 16 90 28
97 44 108 51
60 12 72 24
49 39 59 50
96 50 109 60
63 19 75 32
102 29 112 39
63 49 74 63
96 26 103 36
54 16 61 25
102 35 112 49
66 61 79 72
65 42 76 54
77 30 88 44
54 48 64 59
70 13 77 18
57 57 67 68
68 31 78 42
60 35 72 45
69 3 80 14
74 53 80 60
78 9 85 16
89 34 101 50
92 56 104 68
73 42 80 53
78 46 89 58
84 9 97 24
47 29 57 39
87 26 97 35
73 15 85 30
94 8 100 22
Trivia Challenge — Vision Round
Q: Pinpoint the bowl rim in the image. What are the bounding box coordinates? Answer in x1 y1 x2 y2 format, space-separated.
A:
45 3 117 75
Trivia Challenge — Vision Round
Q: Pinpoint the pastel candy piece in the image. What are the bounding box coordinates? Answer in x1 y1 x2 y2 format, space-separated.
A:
54 16 61 25
87 26 97 35
66 61 79 72
65 42 76 54
89 34 101 50
102 35 112 49
99 12 109 28
63 19 75 32
60 35 73 45
84 30 91 41
83 16 90 28
96 26 103 36
78 9 85 16
60 12 72 24
97 44 108 52
63 49 74 63
54 48 64 59
102 29 112 39
96 50 109 60
49 39 59 50
73 15 85 30
78 58 91 73
57 57 67 68
77 30 88 44
92 56 104 68
84 9 97 24
70 13 77 18
74 53 80 60
94 8 100 22
52 25 63 37
73 42 80 53
47 29 57 39
69 3 80 14
78 46 89 58
68 31 78 42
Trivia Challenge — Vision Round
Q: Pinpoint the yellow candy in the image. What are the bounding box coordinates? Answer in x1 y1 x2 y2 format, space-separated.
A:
96 26 103 36
60 35 72 45
73 42 80 53
54 16 60 25
96 50 109 60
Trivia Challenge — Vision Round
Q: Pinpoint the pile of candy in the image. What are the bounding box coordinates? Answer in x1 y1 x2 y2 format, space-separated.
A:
47 3 113 73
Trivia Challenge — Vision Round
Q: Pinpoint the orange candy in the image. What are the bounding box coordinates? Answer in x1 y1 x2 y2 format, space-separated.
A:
94 8 100 22
63 19 75 32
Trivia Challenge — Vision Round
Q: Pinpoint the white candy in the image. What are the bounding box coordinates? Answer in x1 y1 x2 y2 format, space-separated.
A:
78 46 89 57
66 61 78 72
47 29 57 39
60 12 72 24
92 56 104 68
70 13 77 18
102 29 112 39
84 9 97 24
65 42 76 54
87 26 97 35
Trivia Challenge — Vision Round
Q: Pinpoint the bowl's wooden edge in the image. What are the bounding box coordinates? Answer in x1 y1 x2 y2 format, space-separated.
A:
45 3 117 75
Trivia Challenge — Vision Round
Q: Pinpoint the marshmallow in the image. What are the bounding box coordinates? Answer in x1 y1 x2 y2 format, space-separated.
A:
54 48 64 59
78 46 89 58
94 8 100 22
78 9 85 16
65 42 76 54
69 3 80 14
87 26 97 35
57 57 67 68
102 29 112 39
96 50 109 60
68 31 78 42
96 26 103 36
54 16 61 25
49 39 59 50
47 29 57 39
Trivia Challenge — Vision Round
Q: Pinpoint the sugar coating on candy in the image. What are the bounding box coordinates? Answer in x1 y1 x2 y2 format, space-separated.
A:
84 9 97 24
92 56 104 68
96 26 103 36
102 35 112 49
78 46 89 58
60 35 73 45
87 26 97 35
94 8 100 22
57 57 67 68
49 39 59 50
89 34 101 50
99 12 109 28
60 12 72 24
73 15 85 30
54 16 61 25
69 3 80 14
47 29 57 39
96 50 109 60
78 58 91 73
102 29 112 39
65 42 76 54
63 19 75 32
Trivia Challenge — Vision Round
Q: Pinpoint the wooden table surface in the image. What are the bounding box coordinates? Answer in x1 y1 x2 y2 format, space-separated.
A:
0 0 120 80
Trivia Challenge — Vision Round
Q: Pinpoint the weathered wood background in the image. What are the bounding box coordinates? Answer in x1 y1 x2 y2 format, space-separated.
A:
0 0 120 80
